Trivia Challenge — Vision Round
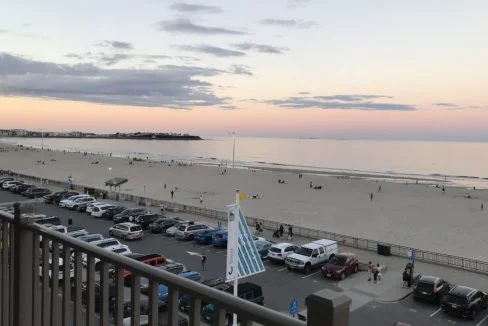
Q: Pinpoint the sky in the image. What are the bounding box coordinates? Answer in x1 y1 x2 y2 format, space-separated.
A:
0 0 488 140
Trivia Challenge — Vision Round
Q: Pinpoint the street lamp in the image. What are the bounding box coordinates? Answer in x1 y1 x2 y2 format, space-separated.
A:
232 132 236 169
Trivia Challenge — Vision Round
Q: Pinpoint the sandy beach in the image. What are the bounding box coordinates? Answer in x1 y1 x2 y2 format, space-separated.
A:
1 143 487 261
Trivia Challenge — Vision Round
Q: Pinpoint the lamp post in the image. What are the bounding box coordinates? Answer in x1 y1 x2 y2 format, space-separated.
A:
232 132 235 169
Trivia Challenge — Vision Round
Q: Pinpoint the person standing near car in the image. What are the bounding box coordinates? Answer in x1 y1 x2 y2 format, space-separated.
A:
201 255 207 271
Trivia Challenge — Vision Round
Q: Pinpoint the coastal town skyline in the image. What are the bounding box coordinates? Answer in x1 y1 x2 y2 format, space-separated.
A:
1 1 488 141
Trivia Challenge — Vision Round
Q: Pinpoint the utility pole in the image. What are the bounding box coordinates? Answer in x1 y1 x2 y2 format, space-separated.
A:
232 132 235 169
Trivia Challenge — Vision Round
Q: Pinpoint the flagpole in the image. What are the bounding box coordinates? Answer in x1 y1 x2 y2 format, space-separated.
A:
232 189 240 326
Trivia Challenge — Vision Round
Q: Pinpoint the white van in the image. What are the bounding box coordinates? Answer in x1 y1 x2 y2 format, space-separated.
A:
285 239 338 274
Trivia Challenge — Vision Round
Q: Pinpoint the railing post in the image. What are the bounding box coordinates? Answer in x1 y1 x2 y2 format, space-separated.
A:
305 289 351 326
13 202 34 326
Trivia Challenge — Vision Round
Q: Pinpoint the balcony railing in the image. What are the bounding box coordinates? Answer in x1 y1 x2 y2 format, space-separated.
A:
0 202 350 326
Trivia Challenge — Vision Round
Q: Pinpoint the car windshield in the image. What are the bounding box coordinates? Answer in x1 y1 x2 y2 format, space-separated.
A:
178 225 186 231
130 226 142 232
295 247 313 256
329 256 347 266
113 248 127 254
269 247 281 253
445 294 468 305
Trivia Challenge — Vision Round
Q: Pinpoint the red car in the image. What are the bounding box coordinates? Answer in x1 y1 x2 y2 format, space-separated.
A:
321 253 359 280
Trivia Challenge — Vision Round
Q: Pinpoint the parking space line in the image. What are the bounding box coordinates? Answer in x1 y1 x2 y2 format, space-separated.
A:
216 250 227 254
278 267 288 272
429 308 442 318
301 271 321 279
477 313 488 326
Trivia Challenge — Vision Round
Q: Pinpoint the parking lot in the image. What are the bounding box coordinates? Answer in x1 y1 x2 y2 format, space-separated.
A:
3 187 488 325
352 296 488 326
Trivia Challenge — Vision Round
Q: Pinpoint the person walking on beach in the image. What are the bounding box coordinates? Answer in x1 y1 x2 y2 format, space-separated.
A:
170 190 174 199
200 194 203 205
370 193 374 201
279 224 284 238
287 225 293 240
309 181 313 189
378 185 381 192
367 261 373 281
402 268 410 288
482 203 484 211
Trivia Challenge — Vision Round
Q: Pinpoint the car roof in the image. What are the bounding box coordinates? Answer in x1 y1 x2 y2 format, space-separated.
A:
118 222 140 227
302 242 322 249
418 275 441 284
313 239 337 246
180 271 201 278
271 242 294 249
215 230 228 234
92 238 118 244
450 286 477 297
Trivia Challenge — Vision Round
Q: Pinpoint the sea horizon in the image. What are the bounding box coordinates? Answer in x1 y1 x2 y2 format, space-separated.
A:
2 136 488 189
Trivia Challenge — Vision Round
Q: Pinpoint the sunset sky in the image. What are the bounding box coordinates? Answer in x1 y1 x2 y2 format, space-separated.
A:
1 0 487 140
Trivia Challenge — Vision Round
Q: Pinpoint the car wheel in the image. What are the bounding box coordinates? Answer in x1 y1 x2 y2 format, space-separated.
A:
189 235 194 241
287 266 292 271
123 235 127 241
108 231 113 236
353 264 358 273
340 272 346 280
73 205 78 211
329 253 335 261
304 264 312 275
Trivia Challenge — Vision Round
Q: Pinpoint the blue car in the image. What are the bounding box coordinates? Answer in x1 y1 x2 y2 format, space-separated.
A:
194 229 217 244
158 271 204 305
212 230 228 248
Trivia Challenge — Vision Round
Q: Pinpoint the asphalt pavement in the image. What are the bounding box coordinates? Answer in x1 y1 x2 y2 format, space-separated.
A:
3 187 488 326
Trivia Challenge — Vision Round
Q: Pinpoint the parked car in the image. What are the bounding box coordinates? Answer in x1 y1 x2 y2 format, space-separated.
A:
175 223 211 240
120 254 167 285
109 222 144 240
321 252 359 280
113 208 150 223
59 194 91 207
202 282 264 323
442 286 488 319
134 213 165 230
413 275 451 303
78 234 104 243
39 257 74 284
34 216 62 226
139 263 187 294
212 230 228 248
68 197 96 210
22 187 52 198
91 204 116 218
0 177 14 186
178 278 227 313
149 218 181 233
76 201 93 213
44 191 79 204
157 271 204 306
102 205 126 219
255 240 272 260
91 238 122 251
2 180 24 190
85 202 105 214
10 183 34 194
194 229 217 244
166 221 192 237
267 243 298 263
285 239 338 274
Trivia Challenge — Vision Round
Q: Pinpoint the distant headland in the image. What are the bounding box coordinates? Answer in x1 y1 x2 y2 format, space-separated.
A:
0 129 202 140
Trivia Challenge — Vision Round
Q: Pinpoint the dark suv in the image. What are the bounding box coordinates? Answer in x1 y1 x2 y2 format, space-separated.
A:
113 208 149 223
442 286 488 319
413 276 450 303
134 213 165 229
22 187 52 198
102 205 125 219
149 218 181 233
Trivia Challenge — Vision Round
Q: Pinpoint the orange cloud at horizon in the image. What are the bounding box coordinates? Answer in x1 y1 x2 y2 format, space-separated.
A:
1 97 487 138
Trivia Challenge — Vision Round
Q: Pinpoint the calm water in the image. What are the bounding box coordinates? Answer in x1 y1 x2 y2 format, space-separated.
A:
2 137 488 188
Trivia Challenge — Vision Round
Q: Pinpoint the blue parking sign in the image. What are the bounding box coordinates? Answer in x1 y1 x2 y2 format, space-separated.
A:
290 299 298 317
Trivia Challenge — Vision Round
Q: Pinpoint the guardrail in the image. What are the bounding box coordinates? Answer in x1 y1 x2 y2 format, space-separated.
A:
0 203 350 326
6 171 488 275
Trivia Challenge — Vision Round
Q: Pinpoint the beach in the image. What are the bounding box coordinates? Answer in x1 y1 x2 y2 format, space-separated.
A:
1 142 487 261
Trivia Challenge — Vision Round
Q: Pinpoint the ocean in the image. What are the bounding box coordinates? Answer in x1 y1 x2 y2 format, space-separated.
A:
2 137 488 188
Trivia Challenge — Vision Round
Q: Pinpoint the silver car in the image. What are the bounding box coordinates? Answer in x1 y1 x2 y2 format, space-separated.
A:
175 224 211 240
109 222 143 240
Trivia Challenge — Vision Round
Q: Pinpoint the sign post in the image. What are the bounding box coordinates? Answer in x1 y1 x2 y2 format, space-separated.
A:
226 190 265 326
